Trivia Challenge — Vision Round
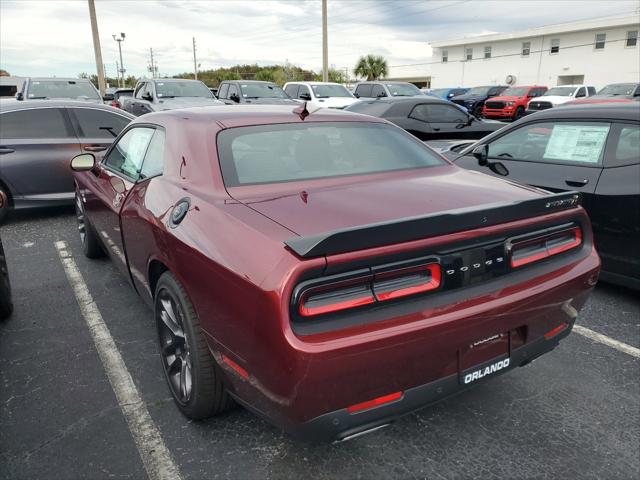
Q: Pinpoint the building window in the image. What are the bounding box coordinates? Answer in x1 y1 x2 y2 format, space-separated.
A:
442 50 448 63
594 33 606 50
550 38 560 54
522 41 531 56
484 46 492 59
466 47 473 61
627 30 638 47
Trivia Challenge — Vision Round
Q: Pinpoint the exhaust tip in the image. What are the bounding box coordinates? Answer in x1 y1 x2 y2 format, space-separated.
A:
335 423 391 443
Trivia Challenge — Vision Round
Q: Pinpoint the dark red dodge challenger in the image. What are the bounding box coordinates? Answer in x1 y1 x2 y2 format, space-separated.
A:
70 105 600 442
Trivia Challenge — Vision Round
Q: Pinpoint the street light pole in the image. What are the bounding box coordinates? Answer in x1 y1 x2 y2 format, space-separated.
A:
193 37 198 80
322 0 328 82
87 0 106 96
112 33 126 87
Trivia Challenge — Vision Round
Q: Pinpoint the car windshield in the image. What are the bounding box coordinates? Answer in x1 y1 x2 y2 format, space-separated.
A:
311 84 352 98
27 80 100 100
155 81 213 98
386 83 422 96
500 87 528 96
115 90 133 98
544 87 576 96
240 83 289 99
429 89 448 97
465 87 491 96
217 122 444 186
597 84 636 95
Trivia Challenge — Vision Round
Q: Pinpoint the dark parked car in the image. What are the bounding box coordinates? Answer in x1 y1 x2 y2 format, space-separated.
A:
451 85 508 118
216 80 298 105
121 79 222 116
0 100 133 221
423 87 469 100
15 77 102 103
103 88 134 109
565 82 640 105
345 97 505 140
0 209 12 319
447 103 639 289
353 81 423 100
70 105 598 442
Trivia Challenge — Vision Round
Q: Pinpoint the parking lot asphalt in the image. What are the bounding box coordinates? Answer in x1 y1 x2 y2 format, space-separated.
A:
1 207 638 480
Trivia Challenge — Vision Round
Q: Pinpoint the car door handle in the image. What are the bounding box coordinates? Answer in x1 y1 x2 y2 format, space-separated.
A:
84 145 107 152
0 147 15 154
565 178 589 187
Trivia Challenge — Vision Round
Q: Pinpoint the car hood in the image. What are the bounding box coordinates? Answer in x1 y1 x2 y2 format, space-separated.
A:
487 95 523 102
534 96 573 105
229 166 542 238
313 97 358 108
158 97 224 109
243 97 299 105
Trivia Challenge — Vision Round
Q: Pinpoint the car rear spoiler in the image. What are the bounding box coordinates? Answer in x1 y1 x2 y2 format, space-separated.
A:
284 191 582 258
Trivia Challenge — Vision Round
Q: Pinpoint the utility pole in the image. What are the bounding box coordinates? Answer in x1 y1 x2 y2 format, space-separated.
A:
149 48 156 78
87 0 106 96
116 61 120 86
322 0 328 82
112 32 126 87
192 37 198 80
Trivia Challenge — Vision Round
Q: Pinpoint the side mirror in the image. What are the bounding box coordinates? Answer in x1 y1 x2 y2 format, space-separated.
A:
299 93 312 101
230 93 240 103
376 92 387 98
142 92 153 101
447 93 454 98
472 144 489 166
353 92 360 98
15 92 24 101
70 153 96 171
103 94 115 101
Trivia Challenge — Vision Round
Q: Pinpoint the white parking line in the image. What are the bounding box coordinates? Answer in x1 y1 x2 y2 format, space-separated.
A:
574 325 640 359
55 241 183 480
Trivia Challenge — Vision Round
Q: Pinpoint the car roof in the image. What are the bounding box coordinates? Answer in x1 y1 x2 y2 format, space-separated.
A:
0 98 135 115
354 96 450 105
28 77 92 82
144 78 201 82
520 103 640 121
223 80 275 84
140 104 386 128
357 81 414 84
286 81 343 86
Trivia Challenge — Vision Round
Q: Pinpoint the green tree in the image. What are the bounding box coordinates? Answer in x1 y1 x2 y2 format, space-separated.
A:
254 69 275 82
354 55 388 81
314 68 346 83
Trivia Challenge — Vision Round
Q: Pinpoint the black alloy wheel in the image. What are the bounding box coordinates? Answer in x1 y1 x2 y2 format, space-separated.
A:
75 192 104 258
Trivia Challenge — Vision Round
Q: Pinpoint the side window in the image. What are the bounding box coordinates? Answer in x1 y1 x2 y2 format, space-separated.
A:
228 84 239 99
575 87 586 98
298 85 311 99
587 86 596 96
284 84 298 98
218 83 229 99
371 84 386 97
71 108 131 139
355 84 372 97
140 129 165 179
609 124 639 167
134 83 146 99
488 121 611 166
410 104 467 123
103 127 155 179
0 108 71 139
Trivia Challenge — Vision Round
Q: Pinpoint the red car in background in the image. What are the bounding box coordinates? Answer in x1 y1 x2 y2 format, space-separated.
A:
483 85 548 121
70 105 599 442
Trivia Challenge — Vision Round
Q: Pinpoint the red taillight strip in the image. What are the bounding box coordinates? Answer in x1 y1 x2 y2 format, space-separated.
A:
374 264 441 301
222 354 249 379
511 227 582 268
544 322 568 339
347 391 403 414
299 293 375 317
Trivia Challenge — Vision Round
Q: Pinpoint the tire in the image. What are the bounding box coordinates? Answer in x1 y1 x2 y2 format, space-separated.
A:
0 243 12 320
75 192 104 259
473 104 483 118
155 272 234 419
513 107 525 121
0 187 10 224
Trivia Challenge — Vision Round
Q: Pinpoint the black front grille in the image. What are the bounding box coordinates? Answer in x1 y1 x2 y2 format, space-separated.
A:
528 101 553 111
485 101 505 109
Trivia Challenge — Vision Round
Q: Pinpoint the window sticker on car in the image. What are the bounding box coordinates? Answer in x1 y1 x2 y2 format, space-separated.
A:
543 125 609 163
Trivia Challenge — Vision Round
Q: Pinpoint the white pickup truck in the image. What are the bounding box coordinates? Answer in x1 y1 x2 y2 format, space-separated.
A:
525 85 596 114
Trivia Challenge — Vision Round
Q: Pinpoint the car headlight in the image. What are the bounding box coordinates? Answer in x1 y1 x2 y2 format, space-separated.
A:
505 101 515 106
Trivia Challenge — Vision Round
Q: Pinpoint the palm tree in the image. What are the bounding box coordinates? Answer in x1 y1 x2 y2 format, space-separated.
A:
354 55 388 81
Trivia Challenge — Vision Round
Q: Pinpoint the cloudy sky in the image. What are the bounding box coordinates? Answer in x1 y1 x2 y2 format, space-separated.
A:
1 0 638 79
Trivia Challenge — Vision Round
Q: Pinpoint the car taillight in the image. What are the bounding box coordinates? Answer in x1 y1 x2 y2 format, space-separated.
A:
297 262 441 318
510 226 582 268
111 100 120 108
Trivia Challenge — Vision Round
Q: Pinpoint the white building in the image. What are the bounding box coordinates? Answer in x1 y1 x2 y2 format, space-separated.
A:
428 14 639 88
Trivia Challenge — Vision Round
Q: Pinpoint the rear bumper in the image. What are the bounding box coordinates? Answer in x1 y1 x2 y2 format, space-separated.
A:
287 325 572 442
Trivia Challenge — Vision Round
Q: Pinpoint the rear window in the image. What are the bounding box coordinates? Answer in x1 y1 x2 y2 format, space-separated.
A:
345 101 392 116
217 122 445 186
27 80 100 100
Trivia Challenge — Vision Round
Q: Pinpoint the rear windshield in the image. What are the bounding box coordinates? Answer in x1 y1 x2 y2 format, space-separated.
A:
345 101 393 116
27 80 100 100
217 122 445 186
